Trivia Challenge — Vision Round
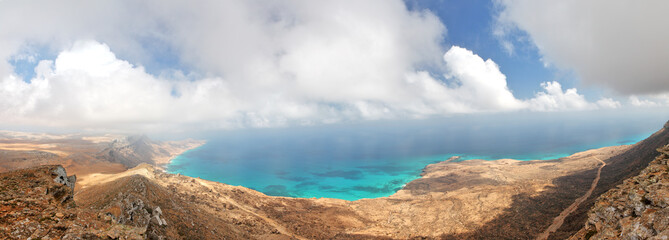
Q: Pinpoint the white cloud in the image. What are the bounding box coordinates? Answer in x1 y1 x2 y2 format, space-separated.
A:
0 40 626 132
525 83 624 111
596 98 622 109
440 46 525 111
0 1 634 132
628 95 669 108
629 96 658 107
527 81 591 111
495 0 669 95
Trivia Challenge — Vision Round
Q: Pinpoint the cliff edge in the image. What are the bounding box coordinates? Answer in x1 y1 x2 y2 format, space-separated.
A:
570 144 669 239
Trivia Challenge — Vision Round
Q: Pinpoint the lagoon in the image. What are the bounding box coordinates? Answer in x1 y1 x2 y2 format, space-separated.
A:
167 110 668 200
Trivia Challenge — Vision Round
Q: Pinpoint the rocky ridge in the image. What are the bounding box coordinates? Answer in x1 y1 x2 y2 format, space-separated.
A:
96 135 204 168
0 165 168 239
1 121 668 239
570 144 669 239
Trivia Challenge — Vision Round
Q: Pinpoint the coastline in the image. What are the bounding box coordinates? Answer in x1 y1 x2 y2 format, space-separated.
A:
67 122 669 239
145 125 657 200
159 142 632 201
155 139 206 171
161 140 641 201
390 143 634 199
4 121 667 239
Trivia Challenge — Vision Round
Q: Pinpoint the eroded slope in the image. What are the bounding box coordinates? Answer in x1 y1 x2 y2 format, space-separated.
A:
570 144 669 239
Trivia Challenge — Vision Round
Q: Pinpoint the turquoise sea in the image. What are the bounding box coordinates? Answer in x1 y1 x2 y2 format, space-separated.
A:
167 110 669 201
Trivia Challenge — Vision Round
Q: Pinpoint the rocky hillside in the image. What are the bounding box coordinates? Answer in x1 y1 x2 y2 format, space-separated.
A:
570 144 669 239
96 135 204 168
0 163 372 239
0 132 203 182
0 165 167 239
1 121 668 239
531 121 669 239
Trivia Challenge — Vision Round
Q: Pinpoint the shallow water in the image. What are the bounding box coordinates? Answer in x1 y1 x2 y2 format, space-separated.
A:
168 110 668 200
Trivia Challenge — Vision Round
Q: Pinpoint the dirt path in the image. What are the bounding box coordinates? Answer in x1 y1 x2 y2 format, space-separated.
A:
536 156 606 240
195 179 308 240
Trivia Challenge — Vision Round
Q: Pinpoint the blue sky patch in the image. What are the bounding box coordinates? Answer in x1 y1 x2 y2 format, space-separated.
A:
8 43 56 82
405 0 561 99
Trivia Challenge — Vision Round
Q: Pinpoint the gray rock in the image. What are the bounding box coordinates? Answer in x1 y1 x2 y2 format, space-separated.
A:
52 166 76 191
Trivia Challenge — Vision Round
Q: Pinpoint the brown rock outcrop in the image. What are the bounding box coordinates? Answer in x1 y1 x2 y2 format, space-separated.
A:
570 144 669 240
0 165 167 239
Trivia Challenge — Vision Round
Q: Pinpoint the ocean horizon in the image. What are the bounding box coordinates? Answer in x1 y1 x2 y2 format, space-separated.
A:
167 111 668 201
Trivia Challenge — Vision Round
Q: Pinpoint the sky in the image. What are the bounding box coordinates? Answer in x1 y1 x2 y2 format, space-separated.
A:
0 0 668 134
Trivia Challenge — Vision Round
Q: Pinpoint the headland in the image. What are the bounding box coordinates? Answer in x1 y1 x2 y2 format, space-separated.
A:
1 121 668 239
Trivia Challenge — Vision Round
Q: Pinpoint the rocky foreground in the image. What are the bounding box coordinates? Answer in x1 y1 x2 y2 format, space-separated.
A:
570 144 669 239
0 165 170 239
0 121 668 239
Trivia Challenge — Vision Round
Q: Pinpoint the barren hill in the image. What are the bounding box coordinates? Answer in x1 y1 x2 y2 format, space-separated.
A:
0 132 203 192
96 135 204 167
1 121 668 239
569 144 669 239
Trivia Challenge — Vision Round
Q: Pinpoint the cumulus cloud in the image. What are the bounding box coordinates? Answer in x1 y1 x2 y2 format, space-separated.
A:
0 41 618 131
628 95 669 108
441 46 525 111
527 82 591 111
495 0 669 95
2 41 382 130
526 82 623 111
0 1 630 132
1 41 178 128
596 98 622 109
0 41 523 130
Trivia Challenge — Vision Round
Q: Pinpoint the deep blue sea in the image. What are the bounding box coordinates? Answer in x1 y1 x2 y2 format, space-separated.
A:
167 110 669 200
